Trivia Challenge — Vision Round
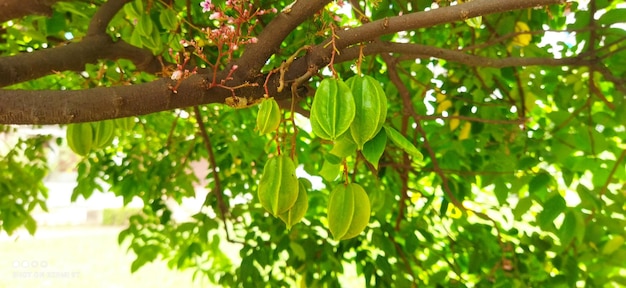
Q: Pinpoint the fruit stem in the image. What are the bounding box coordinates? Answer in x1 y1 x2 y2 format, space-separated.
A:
342 158 350 185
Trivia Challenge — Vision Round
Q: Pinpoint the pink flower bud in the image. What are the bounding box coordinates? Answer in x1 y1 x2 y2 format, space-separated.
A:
171 70 183 80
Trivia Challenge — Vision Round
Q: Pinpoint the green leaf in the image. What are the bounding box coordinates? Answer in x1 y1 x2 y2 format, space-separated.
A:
361 129 387 170
138 13 154 37
558 210 577 245
537 194 566 229
319 160 341 182
602 235 625 255
493 178 509 206
159 9 178 31
597 9 626 25
130 257 147 273
383 125 423 161
289 242 306 261
513 197 533 220
529 172 551 194
329 134 356 158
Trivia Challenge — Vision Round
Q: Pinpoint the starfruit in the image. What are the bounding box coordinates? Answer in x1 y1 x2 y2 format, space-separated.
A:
327 183 371 240
310 78 355 140
346 75 387 150
256 97 282 134
92 120 115 149
114 116 135 130
258 155 299 216
279 178 309 230
66 122 94 156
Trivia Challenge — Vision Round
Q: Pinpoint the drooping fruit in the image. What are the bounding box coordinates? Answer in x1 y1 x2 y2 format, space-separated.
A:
66 123 94 156
346 75 387 150
327 183 371 240
91 120 115 149
279 178 309 230
258 155 299 216
255 97 282 135
310 78 355 140
114 117 135 131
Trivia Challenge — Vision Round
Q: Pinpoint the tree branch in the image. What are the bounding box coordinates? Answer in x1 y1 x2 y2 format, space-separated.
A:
0 0 570 125
0 36 162 88
87 0 130 36
0 0 61 22
0 69 300 124
230 0 331 81
283 0 564 84
0 0 161 88
335 42 592 68
332 0 561 59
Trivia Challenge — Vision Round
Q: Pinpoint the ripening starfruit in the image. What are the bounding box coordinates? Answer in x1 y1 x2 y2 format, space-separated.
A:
310 78 355 140
91 120 115 149
66 122 94 156
278 178 309 230
345 75 387 150
327 183 371 240
256 97 282 134
114 116 135 130
258 155 299 216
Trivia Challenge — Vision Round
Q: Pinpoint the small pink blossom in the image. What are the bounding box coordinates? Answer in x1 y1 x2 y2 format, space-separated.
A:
209 11 221 20
200 0 213 13
171 70 183 80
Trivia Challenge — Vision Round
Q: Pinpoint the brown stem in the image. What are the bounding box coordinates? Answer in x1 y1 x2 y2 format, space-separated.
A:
193 106 228 223
384 54 465 211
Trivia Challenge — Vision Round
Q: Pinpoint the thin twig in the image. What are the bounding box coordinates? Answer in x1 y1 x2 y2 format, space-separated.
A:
193 106 233 242
383 54 465 211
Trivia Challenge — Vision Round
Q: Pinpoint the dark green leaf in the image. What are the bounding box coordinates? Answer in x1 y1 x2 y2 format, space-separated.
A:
383 125 423 161
537 195 566 229
361 129 387 169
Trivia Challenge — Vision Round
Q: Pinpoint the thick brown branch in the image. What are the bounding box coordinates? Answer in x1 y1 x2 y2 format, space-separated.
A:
230 0 331 81
87 0 130 36
0 0 568 125
0 36 161 87
0 69 297 124
336 42 592 68
285 0 564 84
0 0 61 22
336 0 562 55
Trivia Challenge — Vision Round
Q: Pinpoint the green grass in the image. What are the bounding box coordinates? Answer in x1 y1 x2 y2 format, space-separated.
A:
0 226 215 288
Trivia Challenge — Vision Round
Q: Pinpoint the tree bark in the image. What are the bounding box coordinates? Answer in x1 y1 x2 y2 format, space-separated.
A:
0 0 61 22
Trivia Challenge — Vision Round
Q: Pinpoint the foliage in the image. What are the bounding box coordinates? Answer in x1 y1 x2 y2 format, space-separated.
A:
1 0 626 287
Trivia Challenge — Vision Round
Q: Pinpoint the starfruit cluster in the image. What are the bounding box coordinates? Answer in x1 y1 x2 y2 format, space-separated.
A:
255 75 421 240
310 76 387 149
66 117 135 156
257 155 309 229
307 76 389 240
